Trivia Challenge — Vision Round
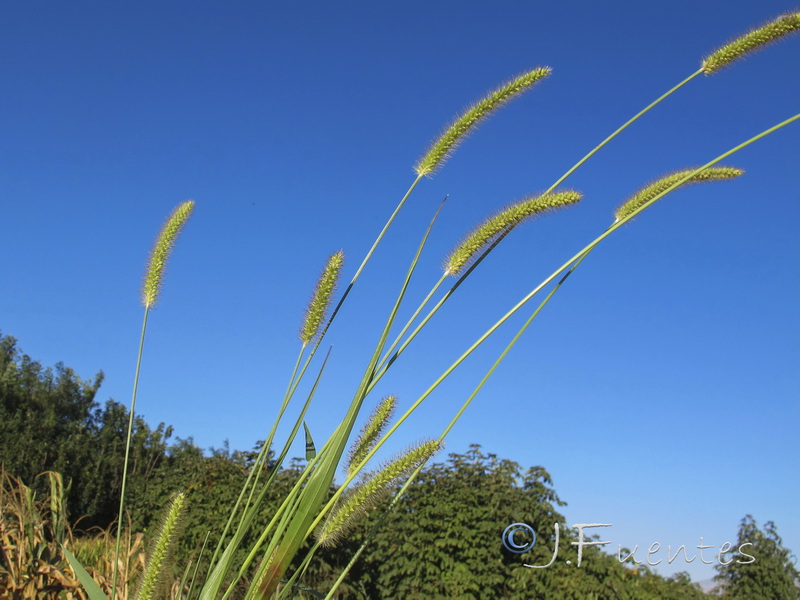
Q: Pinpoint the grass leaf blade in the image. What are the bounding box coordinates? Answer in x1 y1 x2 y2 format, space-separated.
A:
62 545 109 600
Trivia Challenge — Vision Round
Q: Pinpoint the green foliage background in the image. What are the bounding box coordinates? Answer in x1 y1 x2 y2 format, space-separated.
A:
714 515 800 600
3 331 796 599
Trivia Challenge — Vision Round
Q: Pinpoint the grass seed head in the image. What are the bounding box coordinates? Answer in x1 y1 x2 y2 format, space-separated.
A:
300 250 344 344
141 200 195 308
414 67 551 177
445 190 582 277
133 492 186 600
702 11 800 74
316 440 442 547
614 166 744 222
346 394 397 477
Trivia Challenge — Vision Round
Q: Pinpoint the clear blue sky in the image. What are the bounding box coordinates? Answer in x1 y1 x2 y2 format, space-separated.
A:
2 0 798 584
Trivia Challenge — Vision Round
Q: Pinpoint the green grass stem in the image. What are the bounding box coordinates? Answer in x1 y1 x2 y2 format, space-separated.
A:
111 307 149 600
314 174 424 348
540 69 703 198
185 531 210 600
207 343 306 573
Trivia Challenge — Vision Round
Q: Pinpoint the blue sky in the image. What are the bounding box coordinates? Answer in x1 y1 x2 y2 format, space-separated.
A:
2 0 798 583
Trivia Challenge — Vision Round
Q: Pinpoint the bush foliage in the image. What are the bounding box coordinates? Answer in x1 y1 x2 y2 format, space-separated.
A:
0 332 730 598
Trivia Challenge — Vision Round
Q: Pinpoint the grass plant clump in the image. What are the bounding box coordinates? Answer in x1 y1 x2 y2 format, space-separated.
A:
0 469 145 600
45 8 799 600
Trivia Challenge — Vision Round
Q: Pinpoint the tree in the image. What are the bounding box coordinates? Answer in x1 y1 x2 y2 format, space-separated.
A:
1 334 719 597
715 515 799 600
0 333 102 517
0 332 175 528
345 444 710 600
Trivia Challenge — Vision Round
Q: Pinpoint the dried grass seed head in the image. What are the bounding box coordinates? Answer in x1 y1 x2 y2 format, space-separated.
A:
414 67 551 177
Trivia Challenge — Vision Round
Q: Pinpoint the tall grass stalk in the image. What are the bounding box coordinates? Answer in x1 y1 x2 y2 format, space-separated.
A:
111 308 149 600
59 10 797 600
319 138 785 600
198 203 445 600
203 253 345 594
244 102 796 600
362 68 703 385
356 14 799 381
204 179 428 583
306 112 799 551
113 201 194 600
297 65 555 389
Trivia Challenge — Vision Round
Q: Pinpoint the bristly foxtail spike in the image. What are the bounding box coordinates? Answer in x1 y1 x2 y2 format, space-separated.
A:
444 190 582 277
299 250 344 344
315 440 442 548
414 67 551 177
614 166 744 222
346 394 397 476
702 11 800 74
133 492 186 600
141 201 195 308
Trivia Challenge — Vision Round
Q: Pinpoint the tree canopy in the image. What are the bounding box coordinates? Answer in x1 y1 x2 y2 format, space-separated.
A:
4 331 796 599
714 515 799 599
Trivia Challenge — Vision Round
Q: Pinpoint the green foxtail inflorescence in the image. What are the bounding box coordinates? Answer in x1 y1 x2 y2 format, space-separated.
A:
133 492 186 600
316 440 441 548
614 166 744 222
702 11 800 74
414 67 551 176
141 200 195 308
300 250 344 344
346 394 397 477
445 190 582 277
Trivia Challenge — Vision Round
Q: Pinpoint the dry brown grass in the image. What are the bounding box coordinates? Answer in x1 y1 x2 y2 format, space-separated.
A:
0 469 150 600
